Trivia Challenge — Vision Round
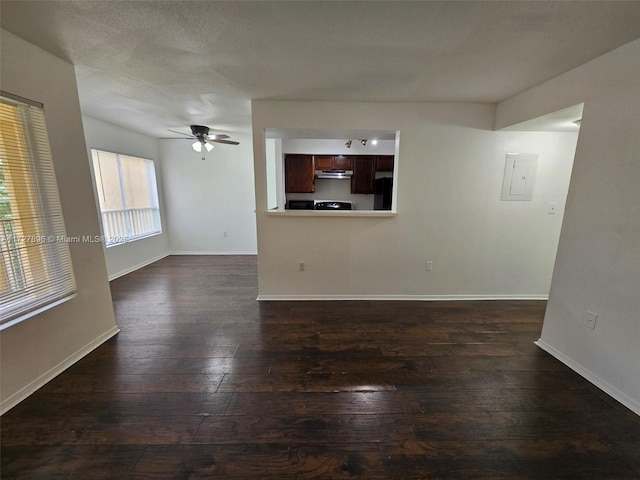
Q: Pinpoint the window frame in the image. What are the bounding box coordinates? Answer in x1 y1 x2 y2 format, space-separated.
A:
0 91 77 330
89 148 162 247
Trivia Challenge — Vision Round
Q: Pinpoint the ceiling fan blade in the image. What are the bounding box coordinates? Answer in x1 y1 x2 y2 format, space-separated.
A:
165 137 194 140
167 129 194 138
210 139 239 145
206 134 230 140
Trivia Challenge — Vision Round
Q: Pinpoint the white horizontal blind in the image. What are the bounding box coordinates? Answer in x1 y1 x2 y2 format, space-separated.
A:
91 149 162 245
0 92 76 329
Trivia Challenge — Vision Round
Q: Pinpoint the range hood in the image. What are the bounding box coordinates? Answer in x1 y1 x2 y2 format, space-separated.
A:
315 170 353 179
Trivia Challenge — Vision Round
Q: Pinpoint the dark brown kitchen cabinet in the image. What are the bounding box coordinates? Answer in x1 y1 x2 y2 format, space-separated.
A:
375 155 394 172
351 156 375 194
314 155 334 170
334 155 353 170
285 154 315 193
313 155 353 171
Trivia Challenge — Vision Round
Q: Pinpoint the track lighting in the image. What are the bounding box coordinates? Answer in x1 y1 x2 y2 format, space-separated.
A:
345 138 378 148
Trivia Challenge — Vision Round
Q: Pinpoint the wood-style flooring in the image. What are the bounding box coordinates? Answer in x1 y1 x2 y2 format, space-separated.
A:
2 255 639 479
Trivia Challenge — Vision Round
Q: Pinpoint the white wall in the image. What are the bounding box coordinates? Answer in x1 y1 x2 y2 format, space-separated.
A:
159 137 257 254
82 116 170 279
252 101 577 299
497 38 640 414
0 30 118 413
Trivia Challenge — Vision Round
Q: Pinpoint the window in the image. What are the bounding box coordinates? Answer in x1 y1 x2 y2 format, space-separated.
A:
90 149 161 246
0 92 77 330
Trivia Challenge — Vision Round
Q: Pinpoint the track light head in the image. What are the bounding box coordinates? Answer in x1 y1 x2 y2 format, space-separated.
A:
360 139 367 146
345 140 352 148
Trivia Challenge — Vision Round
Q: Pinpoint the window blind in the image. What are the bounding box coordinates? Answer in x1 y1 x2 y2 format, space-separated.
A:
0 92 77 329
91 149 162 246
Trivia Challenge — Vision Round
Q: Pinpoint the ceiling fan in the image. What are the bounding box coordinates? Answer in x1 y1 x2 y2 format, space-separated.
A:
168 125 240 153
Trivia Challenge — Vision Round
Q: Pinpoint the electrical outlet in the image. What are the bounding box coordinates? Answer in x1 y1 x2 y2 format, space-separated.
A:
425 261 433 272
223 231 228 238
298 261 305 272
585 311 598 329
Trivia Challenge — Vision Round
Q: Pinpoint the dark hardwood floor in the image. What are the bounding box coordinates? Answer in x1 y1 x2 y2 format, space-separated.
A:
2 255 639 479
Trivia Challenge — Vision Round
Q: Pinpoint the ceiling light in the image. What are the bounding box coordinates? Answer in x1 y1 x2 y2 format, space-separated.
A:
204 142 214 152
345 140 352 148
360 139 367 146
192 140 202 152
371 138 378 145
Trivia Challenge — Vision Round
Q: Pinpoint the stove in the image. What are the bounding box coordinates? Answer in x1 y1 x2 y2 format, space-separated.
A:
314 201 353 210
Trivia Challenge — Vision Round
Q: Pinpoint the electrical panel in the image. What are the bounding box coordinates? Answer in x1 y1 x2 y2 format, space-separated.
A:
501 153 538 201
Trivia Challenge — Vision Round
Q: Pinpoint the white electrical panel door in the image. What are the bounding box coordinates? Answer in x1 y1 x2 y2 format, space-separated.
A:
501 153 538 201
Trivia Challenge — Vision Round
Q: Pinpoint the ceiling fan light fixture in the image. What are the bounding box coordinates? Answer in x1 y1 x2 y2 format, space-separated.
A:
169 125 239 153
191 125 210 137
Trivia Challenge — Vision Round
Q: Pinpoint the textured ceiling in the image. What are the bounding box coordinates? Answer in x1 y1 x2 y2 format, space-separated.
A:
2 1 639 137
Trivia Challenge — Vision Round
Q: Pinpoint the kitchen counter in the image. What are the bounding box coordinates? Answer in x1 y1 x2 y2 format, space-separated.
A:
266 210 397 218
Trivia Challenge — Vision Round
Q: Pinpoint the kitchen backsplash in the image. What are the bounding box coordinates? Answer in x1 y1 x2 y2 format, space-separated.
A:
287 178 374 210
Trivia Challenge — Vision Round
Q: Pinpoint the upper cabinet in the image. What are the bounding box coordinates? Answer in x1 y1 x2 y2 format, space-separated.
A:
351 156 376 194
334 155 353 171
285 154 315 193
313 155 333 171
375 155 394 172
314 155 353 171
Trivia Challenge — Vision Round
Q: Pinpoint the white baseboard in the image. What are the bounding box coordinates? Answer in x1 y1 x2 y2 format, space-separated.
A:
1 325 120 415
108 252 170 280
535 339 640 417
257 294 549 301
169 251 258 256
